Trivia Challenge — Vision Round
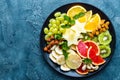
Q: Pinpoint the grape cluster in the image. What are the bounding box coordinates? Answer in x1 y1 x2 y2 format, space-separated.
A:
44 12 68 40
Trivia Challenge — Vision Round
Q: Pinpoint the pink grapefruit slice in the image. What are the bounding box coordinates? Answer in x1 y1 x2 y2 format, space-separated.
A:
84 40 100 55
76 40 88 58
88 47 105 65
76 63 89 75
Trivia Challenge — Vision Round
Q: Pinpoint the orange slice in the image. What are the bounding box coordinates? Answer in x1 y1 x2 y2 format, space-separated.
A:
84 13 101 32
78 10 92 23
67 5 86 19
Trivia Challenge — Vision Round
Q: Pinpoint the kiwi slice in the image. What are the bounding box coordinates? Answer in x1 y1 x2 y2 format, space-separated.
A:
99 45 111 58
98 30 112 45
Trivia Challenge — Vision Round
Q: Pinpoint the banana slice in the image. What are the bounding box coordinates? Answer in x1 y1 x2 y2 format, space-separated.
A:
50 45 57 50
66 50 82 69
60 64 71 71
49 53 57 63
56 55 65 65
51 50 60 59
55 46 63 55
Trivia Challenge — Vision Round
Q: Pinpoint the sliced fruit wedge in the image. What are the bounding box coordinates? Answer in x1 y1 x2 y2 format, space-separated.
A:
67 5 86 19
84 13 101 32
76 64 89 75
78 10 92 23
76 40 88 58
84 40 100 55
87 47 106 65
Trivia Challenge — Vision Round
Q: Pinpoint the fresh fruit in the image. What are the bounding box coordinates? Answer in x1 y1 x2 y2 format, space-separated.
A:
84 13 101 32
51 50 60 59
60 64 71 71
88 47 105 65
55 46 63 54
76 64 89 75
98 30 112 45
84 40 100 55
100 45 111 58
78 10 92 23
76 40 88 58
49 53 57 63
66 50 82 69
56 55 65 65
63 29 80 46
67 5 86 19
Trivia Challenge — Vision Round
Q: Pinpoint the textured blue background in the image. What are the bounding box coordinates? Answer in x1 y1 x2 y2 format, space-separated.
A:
0 0 120 80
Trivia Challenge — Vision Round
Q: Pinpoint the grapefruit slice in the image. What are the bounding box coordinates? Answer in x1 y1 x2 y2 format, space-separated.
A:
88 47 106 65
76 64 88 75
76 40 88 58
84 40 100 55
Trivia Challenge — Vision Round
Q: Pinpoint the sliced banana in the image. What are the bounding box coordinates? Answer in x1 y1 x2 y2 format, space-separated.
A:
49 53 57 63
51 50 60 59
66 50 82 69
55 46 63 55
56 55 65 65
50 45 57 50
60 64 71 71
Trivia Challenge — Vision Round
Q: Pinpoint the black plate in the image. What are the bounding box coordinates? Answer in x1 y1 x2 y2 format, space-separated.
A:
40 2 116 77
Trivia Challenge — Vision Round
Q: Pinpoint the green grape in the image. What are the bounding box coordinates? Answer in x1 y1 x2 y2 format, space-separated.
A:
48 32 53 36
54 12 61 17
50 27 54 32
48 23 52 28
57 31 61 34
60 23 65 27
44 27 49 34
49 18 54 23
50 19 56 24
56 20 60 25
64 20 68 25
60 28 66 33
52 24 57 27
61 13 67 17
58 16 64 21
45 35 49 40
53 28 58 34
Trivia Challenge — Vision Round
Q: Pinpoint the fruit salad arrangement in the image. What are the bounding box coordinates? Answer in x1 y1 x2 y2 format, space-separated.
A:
43 5 112 75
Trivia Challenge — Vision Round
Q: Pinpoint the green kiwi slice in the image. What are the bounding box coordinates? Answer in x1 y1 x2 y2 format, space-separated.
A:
99 45 111 58
98 30 112 45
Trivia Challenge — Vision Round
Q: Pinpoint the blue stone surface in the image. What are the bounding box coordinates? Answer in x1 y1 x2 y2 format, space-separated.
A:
0 0 120 80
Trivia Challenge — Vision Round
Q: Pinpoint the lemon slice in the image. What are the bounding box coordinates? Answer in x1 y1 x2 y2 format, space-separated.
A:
78 10 92 23
84 13 101 32
67 5 86 19
66 50 82 69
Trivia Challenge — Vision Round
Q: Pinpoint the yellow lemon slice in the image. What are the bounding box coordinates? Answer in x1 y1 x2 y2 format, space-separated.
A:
84 13 101 32
66 50 82 69
67 5 86 19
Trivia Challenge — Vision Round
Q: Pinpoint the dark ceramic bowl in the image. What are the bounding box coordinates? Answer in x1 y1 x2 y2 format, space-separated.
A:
40 2 116 77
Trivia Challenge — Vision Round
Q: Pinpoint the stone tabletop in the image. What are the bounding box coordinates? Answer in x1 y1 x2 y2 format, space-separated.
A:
0 0 120 80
